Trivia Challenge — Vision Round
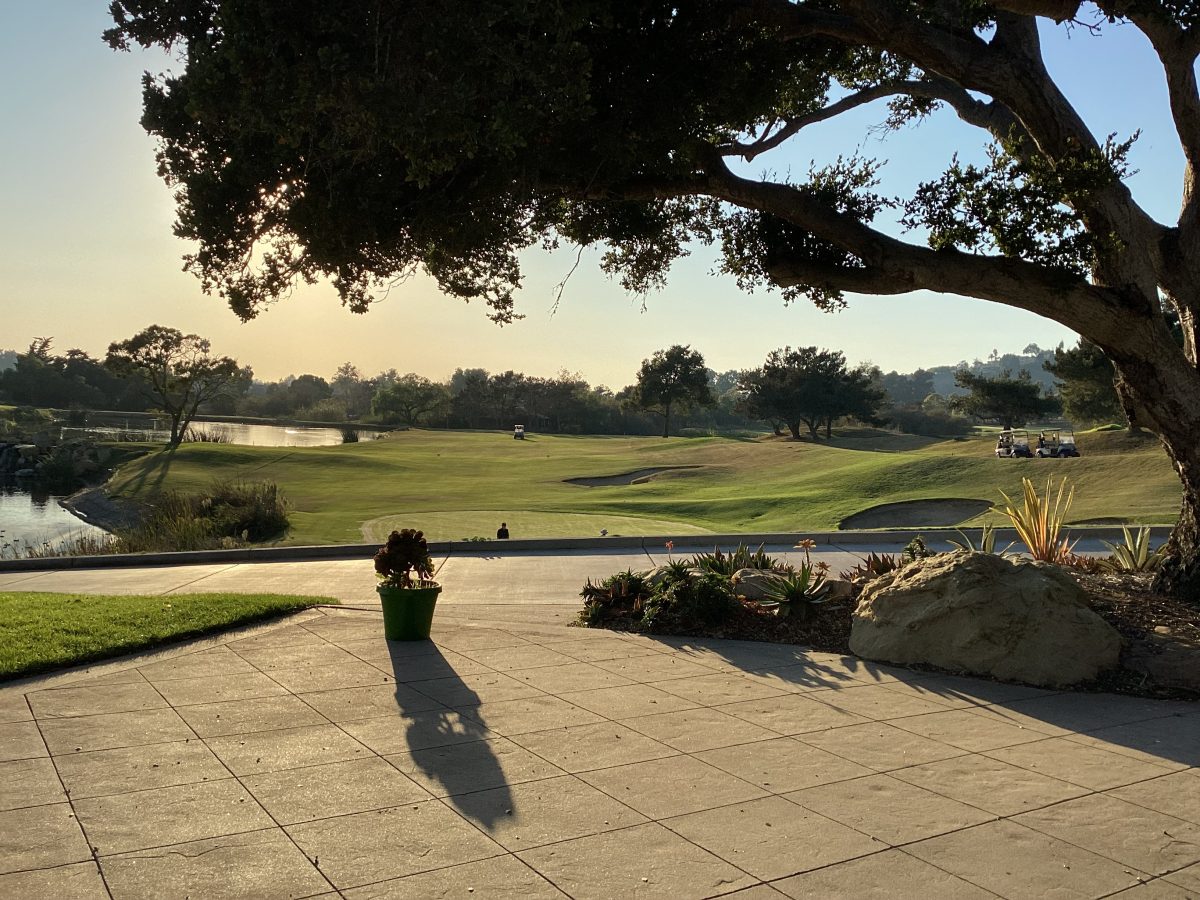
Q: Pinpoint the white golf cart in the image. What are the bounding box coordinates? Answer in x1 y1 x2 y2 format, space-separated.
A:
513 424 525 440
995 429 1033 458
1034 429 1080 458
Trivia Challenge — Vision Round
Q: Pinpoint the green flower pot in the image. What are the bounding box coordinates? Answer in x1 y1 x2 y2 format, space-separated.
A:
377 583 442 641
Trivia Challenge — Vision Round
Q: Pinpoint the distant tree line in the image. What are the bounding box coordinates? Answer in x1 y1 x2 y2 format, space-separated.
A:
0 327 1129 440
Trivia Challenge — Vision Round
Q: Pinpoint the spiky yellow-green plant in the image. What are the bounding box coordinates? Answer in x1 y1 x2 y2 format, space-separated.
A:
1101 526 1167 573
995 477 1078 564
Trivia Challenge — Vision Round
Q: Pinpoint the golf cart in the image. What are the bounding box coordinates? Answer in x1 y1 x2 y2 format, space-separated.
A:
1034 429 1080 458
995 429 1032 458
513 424 525 440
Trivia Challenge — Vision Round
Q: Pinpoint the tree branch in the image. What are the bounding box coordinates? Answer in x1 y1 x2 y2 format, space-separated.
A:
724 83 921 161
579 147 1129 343
989 0 1082 20
692 149 1129 341
1097 3 1200 237
723 76 1032 162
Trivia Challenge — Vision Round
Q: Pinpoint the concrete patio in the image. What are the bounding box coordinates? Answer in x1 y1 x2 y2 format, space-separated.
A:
1 548 1198 898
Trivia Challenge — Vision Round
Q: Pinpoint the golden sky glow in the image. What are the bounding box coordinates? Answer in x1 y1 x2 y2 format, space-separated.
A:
4 3 1177 387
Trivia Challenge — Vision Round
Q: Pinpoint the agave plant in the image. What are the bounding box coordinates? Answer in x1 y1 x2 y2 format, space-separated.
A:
691 542 778 577
838 552 901 583
759 566 830 620
1101 526 1167 574
995 477 1078 564
948 524 1012 555
579 569 648 603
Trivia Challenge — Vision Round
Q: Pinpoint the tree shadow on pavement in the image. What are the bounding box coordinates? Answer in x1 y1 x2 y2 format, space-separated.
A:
649 634 1200 769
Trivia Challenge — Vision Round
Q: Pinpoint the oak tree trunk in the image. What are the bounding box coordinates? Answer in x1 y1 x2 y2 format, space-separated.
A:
1110 347 1200 601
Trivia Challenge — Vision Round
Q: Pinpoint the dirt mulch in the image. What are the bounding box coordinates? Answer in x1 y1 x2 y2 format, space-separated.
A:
1070 570 1200 645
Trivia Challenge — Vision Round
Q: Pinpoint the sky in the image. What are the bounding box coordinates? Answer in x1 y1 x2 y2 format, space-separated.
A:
0 3 1186 388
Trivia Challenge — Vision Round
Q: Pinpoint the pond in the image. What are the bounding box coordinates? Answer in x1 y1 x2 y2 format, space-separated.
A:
0 480 109 559
2 422 376 557
58 421 366 448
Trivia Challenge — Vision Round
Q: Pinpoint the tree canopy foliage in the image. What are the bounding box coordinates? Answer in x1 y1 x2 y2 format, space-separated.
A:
106 0 1200 594
951 368 1061 429
633 345 716 437
740 346 884 439
1043 339 1125 426
0 339 139 411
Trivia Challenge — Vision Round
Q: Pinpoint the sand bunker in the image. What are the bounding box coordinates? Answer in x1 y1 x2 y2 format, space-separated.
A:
839 498 992 530
564 466 703 487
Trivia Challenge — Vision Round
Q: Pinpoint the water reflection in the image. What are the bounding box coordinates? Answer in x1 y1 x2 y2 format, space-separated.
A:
58 421 362 448
0 478 108 558
3 422 371 556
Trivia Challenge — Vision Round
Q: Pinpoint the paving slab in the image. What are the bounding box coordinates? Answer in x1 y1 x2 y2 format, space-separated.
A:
385 735 567 797
98 827 331 899
1 554 1197 899
663 794 880 880
796 721 967 772
785 773 996 845
54 739 228 800
285 800 505 890
241 756 431 825
906 819 1146 899
0 802 92 874
517 821 758 899
0 756 66 810
773 848 996 899
341 854 569 899
38 707 195 755
73 778 275 855
695 736 873 793
579 754 767 819
0 861 109 899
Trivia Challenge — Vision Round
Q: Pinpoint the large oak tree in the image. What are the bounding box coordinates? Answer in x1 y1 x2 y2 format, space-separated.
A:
633 345 716 437
107 1 1200 597
105 325 247 447
740 346 884 439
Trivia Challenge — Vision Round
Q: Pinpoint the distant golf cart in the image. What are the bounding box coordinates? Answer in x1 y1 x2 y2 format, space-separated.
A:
995 429 1032 458
1034 429 1080 458
513 424 525 440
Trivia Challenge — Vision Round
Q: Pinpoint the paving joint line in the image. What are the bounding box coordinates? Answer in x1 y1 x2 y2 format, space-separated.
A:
155 665 344 897
28 689 119 900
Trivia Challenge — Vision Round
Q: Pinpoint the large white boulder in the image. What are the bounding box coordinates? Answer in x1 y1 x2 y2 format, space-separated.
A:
849 552 1122 688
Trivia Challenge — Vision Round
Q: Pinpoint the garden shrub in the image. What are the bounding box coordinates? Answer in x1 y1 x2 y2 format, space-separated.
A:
116 479 289 552
883 406 973 437
640 572 737 632
579 567 737 633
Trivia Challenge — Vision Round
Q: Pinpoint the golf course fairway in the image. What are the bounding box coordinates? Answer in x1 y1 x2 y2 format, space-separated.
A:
103 427 1181 544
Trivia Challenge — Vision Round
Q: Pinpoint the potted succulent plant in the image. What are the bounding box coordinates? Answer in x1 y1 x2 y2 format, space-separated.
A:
373 528 443 640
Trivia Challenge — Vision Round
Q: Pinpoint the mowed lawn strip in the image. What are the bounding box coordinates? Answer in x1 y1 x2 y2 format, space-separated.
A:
0 592 337 680
103 428 1181 544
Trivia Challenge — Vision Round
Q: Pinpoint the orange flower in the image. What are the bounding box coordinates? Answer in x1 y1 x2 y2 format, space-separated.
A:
795 538 817 550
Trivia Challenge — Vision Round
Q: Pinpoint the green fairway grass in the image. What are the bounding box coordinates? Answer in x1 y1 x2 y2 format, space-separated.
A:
103 427 1182 544
0 592 336 680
